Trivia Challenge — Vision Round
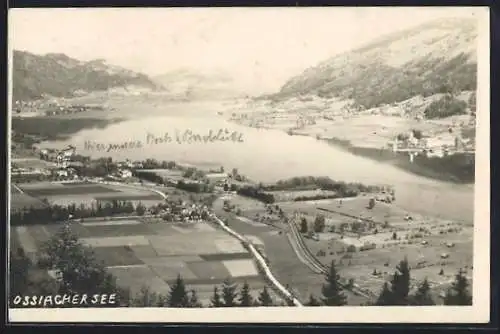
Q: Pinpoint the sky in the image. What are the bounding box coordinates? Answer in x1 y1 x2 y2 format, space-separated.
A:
10 7 479 93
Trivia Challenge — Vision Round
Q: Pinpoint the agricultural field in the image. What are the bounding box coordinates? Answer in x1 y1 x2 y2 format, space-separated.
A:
266 189 338 202
290 198 473 302
15 182 165 207
222 194 286 228
213 196 369 305
10 184 47 212
11 158 56 169
155 186 216 204
279 196 409 225
11 219 278 306
141 169 185 182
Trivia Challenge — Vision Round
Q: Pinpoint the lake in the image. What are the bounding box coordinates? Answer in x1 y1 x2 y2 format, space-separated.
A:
40 98 475 223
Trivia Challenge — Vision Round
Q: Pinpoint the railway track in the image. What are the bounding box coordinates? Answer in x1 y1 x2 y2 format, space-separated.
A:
286 213 376 300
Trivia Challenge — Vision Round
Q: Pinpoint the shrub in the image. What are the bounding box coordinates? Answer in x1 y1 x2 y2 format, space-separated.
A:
346 245 357 253
424 95 468 119
412 129 423 140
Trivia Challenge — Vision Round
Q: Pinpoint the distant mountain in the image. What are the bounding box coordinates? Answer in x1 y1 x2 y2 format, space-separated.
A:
12 50 162 101
277 18 477 109
153 68 245 100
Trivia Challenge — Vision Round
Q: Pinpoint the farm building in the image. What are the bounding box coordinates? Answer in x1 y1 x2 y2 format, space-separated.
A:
119 169 133 178
206 173 228 183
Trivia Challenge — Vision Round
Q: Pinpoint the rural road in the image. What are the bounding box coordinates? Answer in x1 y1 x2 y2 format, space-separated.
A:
88 180 303 306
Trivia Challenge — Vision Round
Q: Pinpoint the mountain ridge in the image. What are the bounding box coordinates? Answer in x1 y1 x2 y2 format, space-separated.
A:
277 17 477 109
12 50 163 101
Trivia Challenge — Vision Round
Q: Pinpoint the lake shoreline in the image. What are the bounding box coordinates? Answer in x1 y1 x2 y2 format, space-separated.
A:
13 110 474 187
320 137 475 185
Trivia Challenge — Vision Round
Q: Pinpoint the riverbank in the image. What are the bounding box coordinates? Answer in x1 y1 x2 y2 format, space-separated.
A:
322 137 475 184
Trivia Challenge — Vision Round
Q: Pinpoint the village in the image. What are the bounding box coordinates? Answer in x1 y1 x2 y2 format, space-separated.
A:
227 91 476 183
12 99 107 117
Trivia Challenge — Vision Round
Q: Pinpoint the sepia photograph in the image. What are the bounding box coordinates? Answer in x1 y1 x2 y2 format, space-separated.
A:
7 7 490 323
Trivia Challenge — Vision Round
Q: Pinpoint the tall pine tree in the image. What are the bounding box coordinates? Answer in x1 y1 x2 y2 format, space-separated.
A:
221 278 238 307
257 286 274 306
238 281 253 307
167 274 189 307
210 286 223 307
389 258 411 305
131 286 159 307
188 289 202 308
42 224 122 298
321 260 347 306
306 294 322 306
376 282 393 306
444 269 472 305
9 248 32 300
410 278 435 306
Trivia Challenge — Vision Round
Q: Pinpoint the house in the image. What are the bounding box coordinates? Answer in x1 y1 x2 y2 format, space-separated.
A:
119 169 133 178
132 162 144 169
206 173 229 185
55 169 68 178
60 145 76 158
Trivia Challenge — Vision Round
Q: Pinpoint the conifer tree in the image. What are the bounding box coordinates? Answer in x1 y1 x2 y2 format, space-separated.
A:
167 274 189 307
9 248 32 299
131 286 159 307
321 260 347 306
444 269 472 305
42 224 121 296
389 258 411 305
410 278 435 306
376 282 393 306
238 281 253 307
300 217 308 233
221 278 238 307
305 294 321 306
257 286 274 306
188 289 202 308
210 286 223 307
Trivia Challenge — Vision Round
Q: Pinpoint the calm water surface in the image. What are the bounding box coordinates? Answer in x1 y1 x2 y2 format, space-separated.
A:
42 99 475 223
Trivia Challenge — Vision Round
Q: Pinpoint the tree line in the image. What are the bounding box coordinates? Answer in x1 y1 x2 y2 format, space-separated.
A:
373 258 472 306
130 276 280 308
10 200 150 226
237 176 389 204
237 186 276 204
266 176 386 194
12 194 219 226
302 258 472 307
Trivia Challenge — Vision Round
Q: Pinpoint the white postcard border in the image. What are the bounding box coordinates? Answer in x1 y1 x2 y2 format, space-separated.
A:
7 7 491 324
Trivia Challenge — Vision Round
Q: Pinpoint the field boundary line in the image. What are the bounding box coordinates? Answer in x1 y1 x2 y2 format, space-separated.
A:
97 181 168 200
12 184 25 194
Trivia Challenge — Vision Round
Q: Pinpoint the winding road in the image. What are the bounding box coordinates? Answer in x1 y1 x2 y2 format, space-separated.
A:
91 180 303 306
